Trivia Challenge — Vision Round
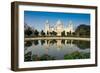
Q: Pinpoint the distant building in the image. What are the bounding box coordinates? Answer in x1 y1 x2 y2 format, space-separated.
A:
44 20 75 36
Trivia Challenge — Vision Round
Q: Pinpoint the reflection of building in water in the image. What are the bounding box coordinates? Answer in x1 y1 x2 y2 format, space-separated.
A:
30 40 74 49
56 40 63 50
25 40 74 49
43 40 50 49
24 40 75 55
24 39 90 61
45 20 75 36
65 40 73 46
43 40 74 50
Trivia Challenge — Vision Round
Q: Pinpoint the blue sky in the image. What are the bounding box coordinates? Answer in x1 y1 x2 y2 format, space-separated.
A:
24 11 90 31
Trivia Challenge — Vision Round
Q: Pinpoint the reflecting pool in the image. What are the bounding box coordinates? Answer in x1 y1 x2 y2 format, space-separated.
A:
24 39 90 62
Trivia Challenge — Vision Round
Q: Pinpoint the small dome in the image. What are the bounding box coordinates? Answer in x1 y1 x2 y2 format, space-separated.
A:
56 19 62 25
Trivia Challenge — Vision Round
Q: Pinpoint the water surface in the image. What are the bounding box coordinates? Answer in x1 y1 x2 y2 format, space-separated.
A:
24 39 90 61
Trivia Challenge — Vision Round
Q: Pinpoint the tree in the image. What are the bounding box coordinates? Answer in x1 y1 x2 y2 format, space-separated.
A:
25 27 33 37
33 40 39 45
47 31 49 36
34 29 39 36
52 31 57 36
50 31 57 36
41 30 45 36
66 31 71 37
50 32 52 36
24 23 34 37
72 32 75 36
75 24 90 37
61 31 65 36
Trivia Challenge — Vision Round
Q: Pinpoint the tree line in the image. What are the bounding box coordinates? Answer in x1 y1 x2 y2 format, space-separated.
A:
24 24 90 38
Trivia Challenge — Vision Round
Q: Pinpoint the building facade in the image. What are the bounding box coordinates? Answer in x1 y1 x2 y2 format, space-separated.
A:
44 20 74 36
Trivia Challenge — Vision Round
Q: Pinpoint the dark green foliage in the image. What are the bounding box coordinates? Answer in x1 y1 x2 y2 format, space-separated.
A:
47 31 49 36
66 31 72 37
41 30 45 36
61 40 65 44
64 51 90 60
33 40 39 45
25 28 33 36
40 54 55 60
75 24 90 37
24 23 90 37
25 54 55 61
53 31 57 36
72 32 76 37
49 40 57 44
34 29 39 36
32 55 39 61
40 40 45 45
73 40 90 49
50 31 57 36
66 40 71 44
61 31 65 36
24 52 32 61
25 41 32 47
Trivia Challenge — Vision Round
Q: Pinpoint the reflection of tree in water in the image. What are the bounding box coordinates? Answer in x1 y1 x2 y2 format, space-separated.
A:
33 40 39 45
25 40 90 50
66 40 71 44
24 52 32 61
47 40 49 44
73 40 90 49
25 41 32 47
40 40 45 45
49 39 57 44
61 40 65 44
24 40 90 61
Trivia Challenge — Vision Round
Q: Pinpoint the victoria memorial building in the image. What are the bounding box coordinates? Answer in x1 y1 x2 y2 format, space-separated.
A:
44 20 75 36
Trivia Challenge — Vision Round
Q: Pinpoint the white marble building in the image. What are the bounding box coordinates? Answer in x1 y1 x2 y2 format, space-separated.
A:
44 20 74 36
